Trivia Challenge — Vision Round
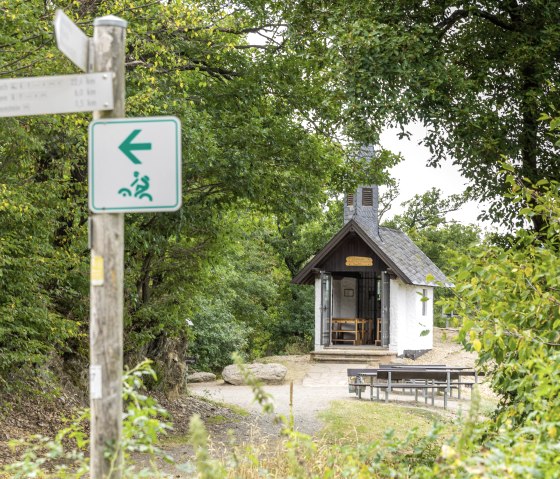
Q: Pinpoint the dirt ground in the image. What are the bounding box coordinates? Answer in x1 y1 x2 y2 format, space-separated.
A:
0 328 494 474
187 327 490 436
144 327 494 476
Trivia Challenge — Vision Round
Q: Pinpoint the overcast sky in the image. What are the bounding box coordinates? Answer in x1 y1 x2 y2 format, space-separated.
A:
379 124 488 227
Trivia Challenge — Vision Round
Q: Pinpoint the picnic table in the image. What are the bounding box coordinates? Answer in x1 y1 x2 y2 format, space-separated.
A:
348 364 482 409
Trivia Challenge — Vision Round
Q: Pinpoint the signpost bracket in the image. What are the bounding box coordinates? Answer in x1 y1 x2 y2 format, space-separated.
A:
88 217 93 250
88 38 94 73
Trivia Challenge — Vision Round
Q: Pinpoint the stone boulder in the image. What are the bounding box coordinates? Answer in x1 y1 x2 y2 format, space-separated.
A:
222 363 287 385
188 371 217 383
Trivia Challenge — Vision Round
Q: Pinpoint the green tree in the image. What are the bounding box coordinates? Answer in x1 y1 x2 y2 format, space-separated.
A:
385 188 468 231
2 0 405 387
383 188 480 274
383 188 480 326
443 173 560 429
0 0 350 387
0 181 82 388
257 0 560 230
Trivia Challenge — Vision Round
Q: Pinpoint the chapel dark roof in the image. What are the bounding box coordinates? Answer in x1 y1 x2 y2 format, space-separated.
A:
292 216 451 287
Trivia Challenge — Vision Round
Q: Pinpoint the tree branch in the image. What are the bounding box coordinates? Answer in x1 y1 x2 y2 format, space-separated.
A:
474 9 516 31
185 182 225 194
436 9 469 36
125 57 240 80
0 58 46 76
0 51 35 72
161 62 240 80
436 8 516 38
186 23 288 35
234 44 279 50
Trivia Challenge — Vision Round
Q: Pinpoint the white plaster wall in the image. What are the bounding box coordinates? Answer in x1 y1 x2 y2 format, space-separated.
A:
333 277 357 318
389 280 434 355
406 286 434 352
388 279 406 353
314 276 323 351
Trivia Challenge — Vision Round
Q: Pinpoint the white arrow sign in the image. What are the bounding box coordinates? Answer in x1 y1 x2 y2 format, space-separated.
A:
88 117 182 213
54 10 90 72
0 73 114 118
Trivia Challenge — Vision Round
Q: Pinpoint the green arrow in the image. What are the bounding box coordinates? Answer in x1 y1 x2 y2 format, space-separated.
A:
118 129 151 164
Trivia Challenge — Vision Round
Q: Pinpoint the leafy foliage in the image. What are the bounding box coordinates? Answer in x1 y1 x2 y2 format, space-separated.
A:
0 142 84 386
382 188 480 325
2 0 387 386
5 353 560 478
2 360 172 478
189 297 249 372
383 187 480 273
385 188 467 230
4 0 560 476
443 175 560 432
261 0 560 229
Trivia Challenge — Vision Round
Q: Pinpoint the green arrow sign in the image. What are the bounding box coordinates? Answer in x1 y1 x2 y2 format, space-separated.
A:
89 116 181 213
118 129 152 164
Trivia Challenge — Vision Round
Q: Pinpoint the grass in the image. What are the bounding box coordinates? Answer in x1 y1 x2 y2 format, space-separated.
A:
205 414 230 425
478 396 499 417
318 400 454 444
162 397 250 447
3 393 461 478
161 432 191 446
211 401 251 417
167 400 453 477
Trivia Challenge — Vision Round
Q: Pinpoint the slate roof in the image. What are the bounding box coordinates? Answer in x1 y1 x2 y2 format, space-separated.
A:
292 217 451 287
354 217 451 286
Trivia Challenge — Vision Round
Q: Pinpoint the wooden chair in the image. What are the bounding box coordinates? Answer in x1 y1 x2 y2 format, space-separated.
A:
375 318 381 345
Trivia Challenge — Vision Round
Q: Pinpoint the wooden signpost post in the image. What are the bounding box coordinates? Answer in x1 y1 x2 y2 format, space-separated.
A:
1 10 182 479
89 15 127 479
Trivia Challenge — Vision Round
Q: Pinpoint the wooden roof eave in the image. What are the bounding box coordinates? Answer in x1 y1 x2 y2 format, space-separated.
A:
291 221 356 285
350 221 412 285
291 220 413 285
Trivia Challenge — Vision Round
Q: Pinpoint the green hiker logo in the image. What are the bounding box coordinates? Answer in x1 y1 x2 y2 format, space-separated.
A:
118 171 153 201
116 129 153 202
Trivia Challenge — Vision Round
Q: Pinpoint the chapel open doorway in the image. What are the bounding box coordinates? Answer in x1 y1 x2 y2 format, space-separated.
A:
326 272 383 346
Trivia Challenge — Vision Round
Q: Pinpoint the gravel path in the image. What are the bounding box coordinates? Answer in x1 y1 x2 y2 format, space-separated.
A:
187 328 490 438
1 329 489 477
134 329 492 476
188 361 370 436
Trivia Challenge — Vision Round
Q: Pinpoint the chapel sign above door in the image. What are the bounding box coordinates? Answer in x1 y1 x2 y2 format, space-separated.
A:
345 256 374 267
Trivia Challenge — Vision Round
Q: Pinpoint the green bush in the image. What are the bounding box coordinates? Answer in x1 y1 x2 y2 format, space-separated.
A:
270 285 315 355
2 360 172 478
443 175 560 431
0 183 82 389
189 298 249 372
5 355 560 478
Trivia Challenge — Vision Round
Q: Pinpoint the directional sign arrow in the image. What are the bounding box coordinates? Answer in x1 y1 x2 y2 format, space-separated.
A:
0 73 113 118
118 129 152 164
54 10 89 72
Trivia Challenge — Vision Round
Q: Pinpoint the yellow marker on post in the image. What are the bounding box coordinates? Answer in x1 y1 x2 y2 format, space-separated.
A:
91 255 104 286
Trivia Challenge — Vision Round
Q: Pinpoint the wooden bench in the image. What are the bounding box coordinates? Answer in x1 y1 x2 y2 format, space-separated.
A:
378 364 448 369
347 366 452 394
331 318 369 345
347 368 376 394
377 365 482 395
350 381 446 407
378 364 484 384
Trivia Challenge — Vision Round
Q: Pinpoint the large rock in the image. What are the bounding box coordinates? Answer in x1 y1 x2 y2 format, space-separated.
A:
188 372 217 383
222 363 287 385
